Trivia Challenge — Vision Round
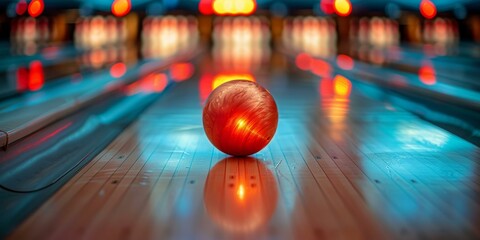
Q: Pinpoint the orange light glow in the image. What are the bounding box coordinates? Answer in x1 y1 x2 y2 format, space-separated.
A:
336 54 354 70
333 75 352 97
334 0 352 17
28 0 44 18
213 0 256 15
237 184 245 200
111 0 131 17
28 60 44 91
16 0 28 15
236 118 247 129
89 50 107 69
149 73 168 92
311 58 332 78
419 64 436 85
212 74 255 89
320 77 351 141
126 73 168 95
199 0 214 15
110 62 127 78
420 0 436 19
170 63 195 82
295 53 312 71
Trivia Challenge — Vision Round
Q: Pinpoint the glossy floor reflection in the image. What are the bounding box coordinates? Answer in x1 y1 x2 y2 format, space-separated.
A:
8 49 480 239
204 157 278 234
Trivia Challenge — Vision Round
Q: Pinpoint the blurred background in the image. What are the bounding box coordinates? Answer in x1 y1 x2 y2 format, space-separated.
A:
0 0 479 54
0 0 479 99
0 0 480 45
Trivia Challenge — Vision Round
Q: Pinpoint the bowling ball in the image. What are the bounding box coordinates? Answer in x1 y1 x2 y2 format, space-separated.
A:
203 157 278 233
202 80 278 156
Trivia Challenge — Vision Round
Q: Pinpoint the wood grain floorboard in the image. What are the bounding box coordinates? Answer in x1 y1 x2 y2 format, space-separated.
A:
9 61 480 240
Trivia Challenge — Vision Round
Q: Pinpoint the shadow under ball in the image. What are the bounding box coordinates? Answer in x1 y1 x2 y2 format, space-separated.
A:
202 80 278 156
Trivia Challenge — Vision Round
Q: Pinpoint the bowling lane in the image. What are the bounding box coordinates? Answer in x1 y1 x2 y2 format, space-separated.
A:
281 15 480 148
0 43 78 99
345 44 480 91
0 14 200 149
10 47 480 239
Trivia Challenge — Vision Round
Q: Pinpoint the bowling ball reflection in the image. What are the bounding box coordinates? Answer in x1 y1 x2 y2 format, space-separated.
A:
203 157 278 233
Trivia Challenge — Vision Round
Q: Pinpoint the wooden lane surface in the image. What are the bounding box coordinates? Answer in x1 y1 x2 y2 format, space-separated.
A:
9 67 480 239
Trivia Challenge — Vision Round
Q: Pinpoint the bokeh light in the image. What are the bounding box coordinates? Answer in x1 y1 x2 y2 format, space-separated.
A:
28 60 45 91
111 0 131 17
28 0 44 18
110 62 127 78
213 0 256 15
333 74 352 97
295 53 312 71
334 0 352 17
170 62 194 82
420 0 437 19
16 0 28 16
419 64 436 85
321 0 335 15
336 54 354 70
199 0 214 15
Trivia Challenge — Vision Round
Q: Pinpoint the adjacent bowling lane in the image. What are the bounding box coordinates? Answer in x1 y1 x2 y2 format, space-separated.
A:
280 15 480 149
9 46 480 239
0 14 200 150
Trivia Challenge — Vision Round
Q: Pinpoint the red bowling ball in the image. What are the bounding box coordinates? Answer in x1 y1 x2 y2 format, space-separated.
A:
202 80 278 156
